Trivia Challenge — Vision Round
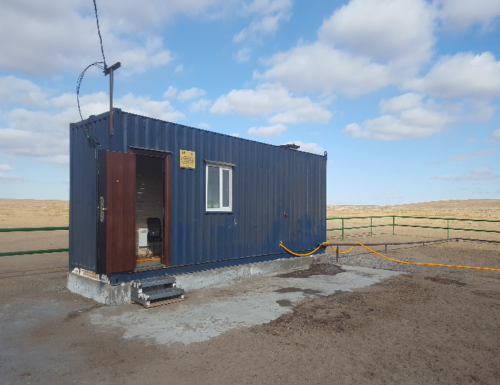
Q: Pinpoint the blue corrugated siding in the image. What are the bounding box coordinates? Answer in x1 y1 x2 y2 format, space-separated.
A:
69 109 326 272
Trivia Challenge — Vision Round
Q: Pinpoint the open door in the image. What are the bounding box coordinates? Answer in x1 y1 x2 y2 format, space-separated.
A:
97 150 136 274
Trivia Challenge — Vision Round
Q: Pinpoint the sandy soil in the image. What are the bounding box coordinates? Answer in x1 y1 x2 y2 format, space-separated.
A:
0 199 69 228
327 199 500 243
1 199 499 384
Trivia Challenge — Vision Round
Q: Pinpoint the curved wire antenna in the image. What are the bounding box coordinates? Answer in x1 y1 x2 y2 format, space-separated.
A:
76 61 104 146
76 61 104 122
93 0 107 69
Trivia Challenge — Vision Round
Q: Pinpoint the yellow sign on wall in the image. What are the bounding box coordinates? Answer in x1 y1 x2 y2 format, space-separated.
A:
180 150 196 169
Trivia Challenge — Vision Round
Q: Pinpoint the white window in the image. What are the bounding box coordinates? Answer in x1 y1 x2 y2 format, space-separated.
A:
206 164 232 212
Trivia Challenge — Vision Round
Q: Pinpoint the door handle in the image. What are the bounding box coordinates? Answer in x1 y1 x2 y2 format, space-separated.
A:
100 196 107 222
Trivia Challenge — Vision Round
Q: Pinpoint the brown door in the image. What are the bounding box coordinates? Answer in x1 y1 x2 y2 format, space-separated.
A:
97 150 136 274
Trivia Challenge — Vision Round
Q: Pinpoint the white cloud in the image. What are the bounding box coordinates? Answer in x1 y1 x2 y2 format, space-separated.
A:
0 172 29 184
0 76 50 107
0 128 69 158
175 64 184 73
210 83 332 124
485 129 500 144
318 0 434 67
255 42 394 96
0 90 185 163
435 0 500 31
163 86 178 99
190 99 212 113
406 52 500 99
230 133 240 137
344 95 456 140
255 0 435 96
447 149 496 161
178 87 206 101
432 167 500 181
0 164 13 172
379 93 425 114
0 0 177 75
234 48 251 62
117 93 185 121
38 155 70 165
248 124 286 137
282 140 325 154
233 0 292 42
198 122 210 129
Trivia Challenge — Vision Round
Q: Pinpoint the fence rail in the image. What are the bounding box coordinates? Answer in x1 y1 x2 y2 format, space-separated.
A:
0 227 69 257
327 216 500 240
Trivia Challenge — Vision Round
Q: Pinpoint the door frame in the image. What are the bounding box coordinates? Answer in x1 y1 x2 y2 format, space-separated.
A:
129 147 172 267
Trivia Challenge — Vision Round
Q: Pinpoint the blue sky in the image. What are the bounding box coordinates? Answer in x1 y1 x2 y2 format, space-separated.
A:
0 0 499 205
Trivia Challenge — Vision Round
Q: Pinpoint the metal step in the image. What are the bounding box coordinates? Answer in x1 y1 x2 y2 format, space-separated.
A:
131 287 185 301
132 275 176 289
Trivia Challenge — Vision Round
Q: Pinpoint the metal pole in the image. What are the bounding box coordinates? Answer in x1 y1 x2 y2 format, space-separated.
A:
336 246 339 263
109 68 114 136
342 218 344 241
104 62 121 136
371 217 373 237
447 219 449 239
393 216 395 235
385 244 388 253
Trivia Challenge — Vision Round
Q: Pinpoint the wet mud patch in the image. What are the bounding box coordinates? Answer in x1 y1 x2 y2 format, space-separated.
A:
424 276 468 287
276 299 293 307
274 287 323 295
66 304 103 321
276 264 345 278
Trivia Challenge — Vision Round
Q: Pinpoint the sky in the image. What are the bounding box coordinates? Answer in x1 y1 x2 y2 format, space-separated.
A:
0 0 499 205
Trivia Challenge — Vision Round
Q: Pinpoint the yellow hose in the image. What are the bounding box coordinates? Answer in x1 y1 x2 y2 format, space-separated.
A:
279 243 323 256
329 245 354 254
355 242 500 272
280 242 500 272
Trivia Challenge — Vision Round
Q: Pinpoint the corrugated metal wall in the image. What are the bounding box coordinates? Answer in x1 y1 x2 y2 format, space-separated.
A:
70 109 326 272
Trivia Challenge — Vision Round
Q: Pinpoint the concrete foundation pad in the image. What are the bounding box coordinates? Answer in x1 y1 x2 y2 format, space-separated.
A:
67 254 330 305
174 253 329 291
67 273 131 306
90 265 401 346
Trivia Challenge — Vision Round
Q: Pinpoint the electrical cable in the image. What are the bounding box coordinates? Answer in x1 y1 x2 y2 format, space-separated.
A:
76 0 109 146
93 0 107 69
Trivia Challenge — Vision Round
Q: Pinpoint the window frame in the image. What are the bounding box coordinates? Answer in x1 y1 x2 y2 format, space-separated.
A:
205 164 233 212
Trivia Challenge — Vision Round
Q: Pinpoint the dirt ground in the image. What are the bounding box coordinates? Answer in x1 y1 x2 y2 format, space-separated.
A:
1 199 500 384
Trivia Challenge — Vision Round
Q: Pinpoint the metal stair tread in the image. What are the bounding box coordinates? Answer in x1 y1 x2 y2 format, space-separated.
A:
132 287 184 301
132 275 176 288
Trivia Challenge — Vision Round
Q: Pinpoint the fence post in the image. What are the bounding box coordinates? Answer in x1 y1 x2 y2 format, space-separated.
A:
447 219 449 239
393 216 395 235
371 217 373 237
342 218 344 241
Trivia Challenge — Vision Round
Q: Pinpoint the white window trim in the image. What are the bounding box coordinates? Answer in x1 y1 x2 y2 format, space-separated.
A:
206 164 233 212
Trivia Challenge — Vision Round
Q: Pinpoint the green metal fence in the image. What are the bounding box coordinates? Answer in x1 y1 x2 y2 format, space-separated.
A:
0 227 69 257
327 216 500 240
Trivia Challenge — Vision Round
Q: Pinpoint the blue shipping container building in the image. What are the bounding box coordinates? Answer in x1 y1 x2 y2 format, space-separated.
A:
69 109 326 284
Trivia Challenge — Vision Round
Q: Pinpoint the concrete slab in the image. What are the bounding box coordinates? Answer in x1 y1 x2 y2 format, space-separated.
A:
67 253 330 305
90 265 401 346
67 272 131 306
